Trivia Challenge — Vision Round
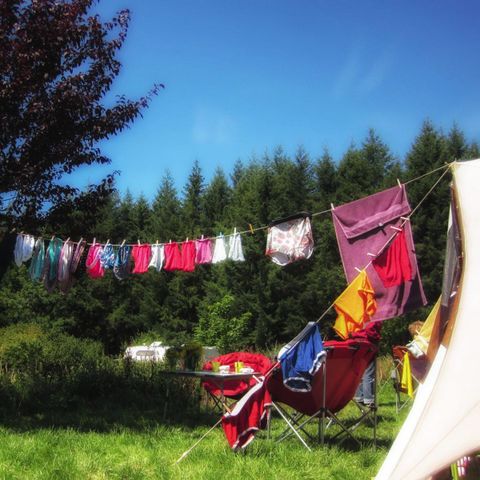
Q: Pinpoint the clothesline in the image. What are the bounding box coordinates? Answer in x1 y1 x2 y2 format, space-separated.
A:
314 162 452 326
14 162 452 248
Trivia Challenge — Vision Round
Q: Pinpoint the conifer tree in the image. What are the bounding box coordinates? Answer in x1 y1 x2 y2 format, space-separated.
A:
405 120 450 301
182 160 205 237
202 167 232 234
151 172 182 241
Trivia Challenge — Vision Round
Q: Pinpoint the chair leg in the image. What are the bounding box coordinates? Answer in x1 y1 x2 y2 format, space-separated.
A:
271 402 312 451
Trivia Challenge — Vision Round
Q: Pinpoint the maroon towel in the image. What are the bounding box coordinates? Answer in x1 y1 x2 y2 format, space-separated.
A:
332 185 427 321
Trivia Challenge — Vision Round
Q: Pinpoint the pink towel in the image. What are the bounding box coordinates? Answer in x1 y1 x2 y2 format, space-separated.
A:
332 185 427 321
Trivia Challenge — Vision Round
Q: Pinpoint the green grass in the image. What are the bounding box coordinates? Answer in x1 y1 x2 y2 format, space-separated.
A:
0 382 410 480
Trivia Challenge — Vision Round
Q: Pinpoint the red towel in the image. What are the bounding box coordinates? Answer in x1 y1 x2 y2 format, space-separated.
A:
163 242 183 271
131 244 152 274
222 379 272 451
181 240 196 272
372 229 412 287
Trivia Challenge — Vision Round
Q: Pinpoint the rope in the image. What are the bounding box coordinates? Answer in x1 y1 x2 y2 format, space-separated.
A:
14 161 454 247
312 163 452 327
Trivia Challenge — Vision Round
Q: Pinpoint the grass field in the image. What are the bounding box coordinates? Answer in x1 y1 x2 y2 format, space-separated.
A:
0 378 409 480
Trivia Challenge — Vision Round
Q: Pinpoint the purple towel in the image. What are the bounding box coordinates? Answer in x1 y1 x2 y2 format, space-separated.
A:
332 185 427 321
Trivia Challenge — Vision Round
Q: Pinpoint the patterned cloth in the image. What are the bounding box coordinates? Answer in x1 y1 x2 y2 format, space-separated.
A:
266 216 314 266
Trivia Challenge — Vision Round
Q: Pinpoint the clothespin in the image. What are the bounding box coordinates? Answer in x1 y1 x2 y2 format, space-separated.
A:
330 203 335 210
120 239 126 247
186 237 189 242
156 240 159 246
78 237 83 245
397 178 402 188
233 227 237 235
367 252 376 257
105 239 110 246
400 216 410 221
65 237 70 244
137 239 141 245
169 239 172 244
390 226 403 232
354 267 362 273
248 224 254 235
50 235 55 241
201 234 204 240
93 237 96 245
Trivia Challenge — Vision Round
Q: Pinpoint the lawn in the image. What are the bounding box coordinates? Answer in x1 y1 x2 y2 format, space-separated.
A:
0 378 408 480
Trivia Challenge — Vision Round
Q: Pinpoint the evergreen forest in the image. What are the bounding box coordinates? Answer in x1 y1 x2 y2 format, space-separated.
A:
1 122 477 357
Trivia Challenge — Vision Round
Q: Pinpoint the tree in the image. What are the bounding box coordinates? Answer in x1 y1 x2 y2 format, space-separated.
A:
0 0 161 227
202 167 232 234
182 160 204 237
151 172 182 241
405 120 450 302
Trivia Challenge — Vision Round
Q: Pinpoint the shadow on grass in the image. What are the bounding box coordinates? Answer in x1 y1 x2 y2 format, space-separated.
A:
0 400 222 433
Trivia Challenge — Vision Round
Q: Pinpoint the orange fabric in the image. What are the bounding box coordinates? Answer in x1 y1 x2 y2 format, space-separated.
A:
333 270 377 339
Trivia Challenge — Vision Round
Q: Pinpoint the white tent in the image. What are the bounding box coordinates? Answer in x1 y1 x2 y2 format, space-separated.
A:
376 159 480 480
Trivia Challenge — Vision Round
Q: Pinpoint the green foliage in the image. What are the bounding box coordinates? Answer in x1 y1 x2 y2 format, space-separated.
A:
0 120 476 361
195 294 251 353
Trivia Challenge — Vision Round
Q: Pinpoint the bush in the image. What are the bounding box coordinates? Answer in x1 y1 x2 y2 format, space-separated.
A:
0 324 198 416
195 294 251 353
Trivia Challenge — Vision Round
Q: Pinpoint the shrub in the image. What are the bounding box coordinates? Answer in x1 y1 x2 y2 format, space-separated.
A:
195 294 251 353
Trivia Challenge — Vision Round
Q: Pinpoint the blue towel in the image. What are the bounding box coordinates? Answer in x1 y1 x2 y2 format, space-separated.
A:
280 324 326 392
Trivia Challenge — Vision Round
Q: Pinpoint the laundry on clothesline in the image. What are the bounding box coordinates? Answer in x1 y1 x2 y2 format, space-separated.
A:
149 243 164 272
333 270 377 340
195 238 213 264
332 184 427 321
212 234 228 263
131 244 152 274
14 234 35 267
266 212 314 266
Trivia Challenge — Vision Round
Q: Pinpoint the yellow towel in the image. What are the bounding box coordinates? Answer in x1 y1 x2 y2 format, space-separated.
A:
333 270 377 339
401 352 413 398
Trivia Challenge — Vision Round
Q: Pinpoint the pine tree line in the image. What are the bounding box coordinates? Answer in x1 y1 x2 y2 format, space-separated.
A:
0 121 478 354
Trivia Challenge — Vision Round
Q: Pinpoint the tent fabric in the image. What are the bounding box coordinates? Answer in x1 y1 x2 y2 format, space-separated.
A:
202 352 273 398
267 339 378 416
376 159 480 480
332 184 427 321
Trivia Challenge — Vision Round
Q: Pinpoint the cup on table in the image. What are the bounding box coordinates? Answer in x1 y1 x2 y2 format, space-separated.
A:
211 361 220 372
234 361 244 373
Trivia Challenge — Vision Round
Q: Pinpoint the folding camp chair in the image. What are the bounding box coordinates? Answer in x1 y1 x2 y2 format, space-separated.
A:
391 345 428 413
202 352 273 412
267 338 378 450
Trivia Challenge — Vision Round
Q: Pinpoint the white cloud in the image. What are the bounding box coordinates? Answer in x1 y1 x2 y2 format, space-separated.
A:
332 45 393 98
192 107 235 145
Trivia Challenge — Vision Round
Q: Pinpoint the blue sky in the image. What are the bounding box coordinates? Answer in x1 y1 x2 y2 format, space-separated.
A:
73 0 480 199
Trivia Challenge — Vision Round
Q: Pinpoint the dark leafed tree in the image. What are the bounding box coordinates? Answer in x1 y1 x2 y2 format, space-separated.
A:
0 0 161 228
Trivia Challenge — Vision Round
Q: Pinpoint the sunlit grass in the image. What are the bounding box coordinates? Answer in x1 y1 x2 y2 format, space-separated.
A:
0 381 409 479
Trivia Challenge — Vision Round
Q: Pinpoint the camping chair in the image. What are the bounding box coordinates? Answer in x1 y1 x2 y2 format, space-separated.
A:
202 352 273 412
267 338 378 451
391 345 428 413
